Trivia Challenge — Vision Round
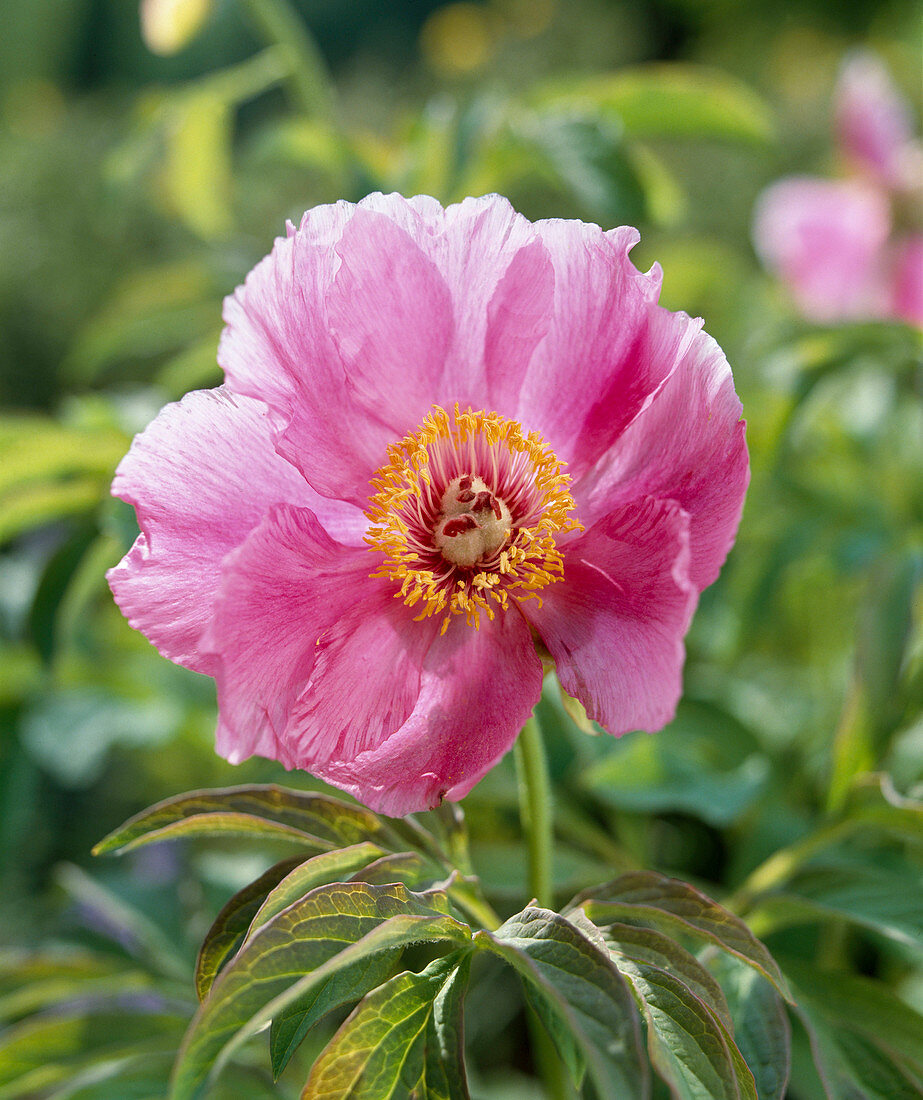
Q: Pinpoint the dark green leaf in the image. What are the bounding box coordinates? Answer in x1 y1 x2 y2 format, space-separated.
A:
749 862 923 949
568 872 792 1002
710 956 790 1100
423 954 472 1100
581 702 768 826
615 958 757 1100
785 962 923 1080
477 907 648 1100
603 922 733 1029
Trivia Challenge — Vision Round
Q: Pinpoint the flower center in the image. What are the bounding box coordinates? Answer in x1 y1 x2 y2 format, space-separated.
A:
364 405 582 631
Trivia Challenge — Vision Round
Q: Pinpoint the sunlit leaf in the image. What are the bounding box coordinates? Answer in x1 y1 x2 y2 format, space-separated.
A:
170 882 471 1100
534 65 774 143
302 954 471 1100
270 952 399 1081
162 90 233 240
93 786 405 857
195 855 306 1002
244 843 387 938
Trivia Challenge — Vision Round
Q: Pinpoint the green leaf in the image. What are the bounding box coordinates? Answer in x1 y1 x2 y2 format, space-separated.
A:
195 856 306 1002
568 872 792 1002
0 416 128 500
748 862 923 950
163 89 234 240
790 996 923 1100
170 882 471 1100
710 956 790 1100
55 864 189 982
302 954 471 1100
423 954 471 1100
534 65 774 143
93 785 404 857
525 112 647 225
785 961 923 1077
581 701 768 826
245 844 388 939
349 852 441 889
0 1004 188 1096
476 907 648 1100
615 958 757 1100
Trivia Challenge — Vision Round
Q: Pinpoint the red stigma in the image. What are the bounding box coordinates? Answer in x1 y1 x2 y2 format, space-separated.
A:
441 515 479 537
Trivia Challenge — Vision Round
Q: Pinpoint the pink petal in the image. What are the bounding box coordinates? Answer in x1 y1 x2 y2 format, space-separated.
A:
218 203 398 507
753 177 892 322
436 195 555 412
526 497 696 736
219 194 555 505
338 194 554 416
286 586 440 768
572 321 749 591
316 609 544 816
515 220 675 478
891 235 923 327
835 51 915 189
325 207 454 430
204 505 393 765
107 389 361 675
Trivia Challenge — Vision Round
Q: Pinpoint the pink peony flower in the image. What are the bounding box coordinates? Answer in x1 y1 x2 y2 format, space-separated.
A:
753 52 923 327
108 194 749 815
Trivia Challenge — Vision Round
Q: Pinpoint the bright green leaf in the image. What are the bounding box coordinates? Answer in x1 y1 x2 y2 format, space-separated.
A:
169 882 471 1100
270 952 400 1081
195 855 307 1002
245 844 388 939
534 65 774 143
302 954 471 1100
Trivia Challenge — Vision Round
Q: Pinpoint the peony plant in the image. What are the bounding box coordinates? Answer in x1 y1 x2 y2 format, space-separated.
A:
95 194 795 1099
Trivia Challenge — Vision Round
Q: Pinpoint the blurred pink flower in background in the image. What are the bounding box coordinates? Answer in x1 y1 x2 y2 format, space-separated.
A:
753 52 923 326
108 194 748 815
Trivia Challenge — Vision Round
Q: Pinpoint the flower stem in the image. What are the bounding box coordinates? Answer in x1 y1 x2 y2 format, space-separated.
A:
514 715 554 908
241 0 334 119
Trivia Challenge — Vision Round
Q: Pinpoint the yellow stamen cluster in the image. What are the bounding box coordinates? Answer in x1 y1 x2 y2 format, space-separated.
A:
364 405 582 632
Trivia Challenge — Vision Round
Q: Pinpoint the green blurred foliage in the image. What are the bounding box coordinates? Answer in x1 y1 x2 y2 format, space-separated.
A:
0 0 921 1095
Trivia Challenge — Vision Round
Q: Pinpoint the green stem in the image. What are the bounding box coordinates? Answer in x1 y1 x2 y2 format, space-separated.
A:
241 0 334 119
514 717 574 1099
514 715 554 908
